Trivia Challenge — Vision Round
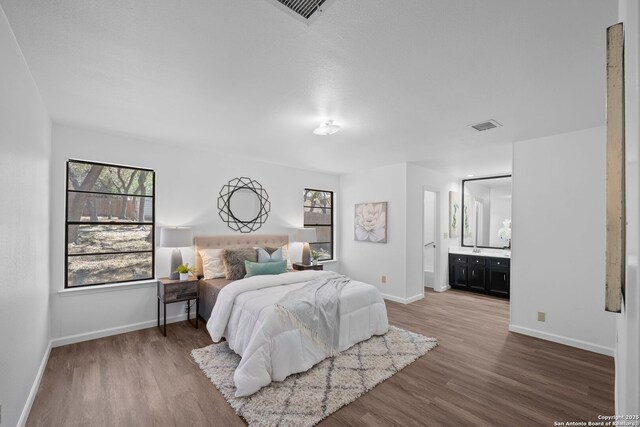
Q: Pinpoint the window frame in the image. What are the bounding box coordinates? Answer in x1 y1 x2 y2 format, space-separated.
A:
64 159 156 289
303 188 334 262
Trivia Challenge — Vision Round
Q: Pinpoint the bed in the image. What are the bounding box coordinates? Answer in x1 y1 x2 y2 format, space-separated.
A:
196 234 389 397
195 234 290 321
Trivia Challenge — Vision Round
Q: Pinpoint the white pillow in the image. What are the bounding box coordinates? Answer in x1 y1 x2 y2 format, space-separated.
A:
199 248 225 279
257 247 283 263
254 245 292 270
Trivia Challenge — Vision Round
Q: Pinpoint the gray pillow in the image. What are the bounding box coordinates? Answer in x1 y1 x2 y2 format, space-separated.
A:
222 248 258 280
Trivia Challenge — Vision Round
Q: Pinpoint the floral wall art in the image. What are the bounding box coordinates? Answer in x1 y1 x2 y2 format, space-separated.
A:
354 202 387 243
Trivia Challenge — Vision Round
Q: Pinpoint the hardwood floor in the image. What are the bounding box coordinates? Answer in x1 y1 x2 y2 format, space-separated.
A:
26 289 614 426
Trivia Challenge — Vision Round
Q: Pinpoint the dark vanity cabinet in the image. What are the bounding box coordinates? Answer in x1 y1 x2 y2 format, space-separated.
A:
487 258 510 296
450 254 468 287
449 253 510 298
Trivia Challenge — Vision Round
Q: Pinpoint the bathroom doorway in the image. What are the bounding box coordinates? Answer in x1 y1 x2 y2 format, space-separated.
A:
423 189 439 290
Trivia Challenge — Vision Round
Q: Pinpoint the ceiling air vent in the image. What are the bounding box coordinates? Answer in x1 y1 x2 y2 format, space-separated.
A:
469 119 502 132
267 0 334 23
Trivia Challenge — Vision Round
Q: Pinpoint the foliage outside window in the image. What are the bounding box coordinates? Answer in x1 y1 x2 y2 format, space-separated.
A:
303 189 334 261
65 160 155 288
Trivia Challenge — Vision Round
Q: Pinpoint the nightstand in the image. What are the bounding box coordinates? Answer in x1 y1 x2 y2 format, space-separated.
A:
292 263 323 271
157 276 199 336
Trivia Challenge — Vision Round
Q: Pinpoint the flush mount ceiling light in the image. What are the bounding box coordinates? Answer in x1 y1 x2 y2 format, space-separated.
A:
313 120 341 136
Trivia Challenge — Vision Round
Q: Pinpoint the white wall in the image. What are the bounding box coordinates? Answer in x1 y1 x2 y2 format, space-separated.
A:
339 164 408 301
340 162 458 302
0 7 51 427
617 0 640 418
406 163 460 296
510 126 616 355
49 124 340 343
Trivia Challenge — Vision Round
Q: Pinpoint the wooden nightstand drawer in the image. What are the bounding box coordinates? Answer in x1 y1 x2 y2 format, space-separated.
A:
158 277 198 302
292 263 323 271
164 282 198 302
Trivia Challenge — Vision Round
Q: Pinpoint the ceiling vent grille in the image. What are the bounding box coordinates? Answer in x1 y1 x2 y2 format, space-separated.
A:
469 119 502 132
268 0 332 22
277 0 326 19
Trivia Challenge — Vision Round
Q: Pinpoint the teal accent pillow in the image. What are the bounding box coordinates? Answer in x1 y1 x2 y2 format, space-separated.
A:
244 260 287 278
257 247 283 263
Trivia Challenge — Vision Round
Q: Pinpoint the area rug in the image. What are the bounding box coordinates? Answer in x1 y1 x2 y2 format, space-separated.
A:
191 326 437 427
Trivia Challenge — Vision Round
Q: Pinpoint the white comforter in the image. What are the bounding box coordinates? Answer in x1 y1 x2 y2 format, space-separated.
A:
206 270 389 397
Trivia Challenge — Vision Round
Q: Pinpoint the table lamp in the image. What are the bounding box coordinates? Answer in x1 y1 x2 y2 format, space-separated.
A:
295 227 317 265
160 227 193 279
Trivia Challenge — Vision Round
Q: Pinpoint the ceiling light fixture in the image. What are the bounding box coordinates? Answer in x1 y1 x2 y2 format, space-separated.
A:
313 120 341 136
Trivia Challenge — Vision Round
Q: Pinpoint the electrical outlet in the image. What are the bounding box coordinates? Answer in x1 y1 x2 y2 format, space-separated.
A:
381 275 387 284
538 312 546 322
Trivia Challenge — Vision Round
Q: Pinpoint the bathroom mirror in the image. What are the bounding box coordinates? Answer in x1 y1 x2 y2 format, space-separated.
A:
461 175 512 249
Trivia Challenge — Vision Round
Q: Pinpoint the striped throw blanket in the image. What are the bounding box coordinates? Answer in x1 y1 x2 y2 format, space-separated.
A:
274 273 351 356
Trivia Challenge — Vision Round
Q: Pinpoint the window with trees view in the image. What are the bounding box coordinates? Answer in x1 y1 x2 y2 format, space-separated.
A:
65 160 155 288
303 189 334 261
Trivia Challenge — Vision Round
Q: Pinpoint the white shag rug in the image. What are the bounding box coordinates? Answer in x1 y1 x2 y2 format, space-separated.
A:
191 326 437 427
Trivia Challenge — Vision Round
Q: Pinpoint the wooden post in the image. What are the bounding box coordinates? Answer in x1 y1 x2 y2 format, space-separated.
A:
605 23 625 313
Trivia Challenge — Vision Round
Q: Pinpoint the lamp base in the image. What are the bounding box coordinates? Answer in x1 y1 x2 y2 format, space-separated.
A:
169 248 183 280
301 242 311 265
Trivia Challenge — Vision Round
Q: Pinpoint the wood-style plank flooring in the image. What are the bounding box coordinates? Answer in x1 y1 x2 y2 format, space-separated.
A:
27 289 614 426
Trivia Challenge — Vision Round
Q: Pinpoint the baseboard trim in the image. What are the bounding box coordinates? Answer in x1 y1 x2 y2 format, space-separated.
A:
51 313 191 348
380 293 424 304
508 324 615 356
18 341 51 427
434 285 451 293
405 293 424 303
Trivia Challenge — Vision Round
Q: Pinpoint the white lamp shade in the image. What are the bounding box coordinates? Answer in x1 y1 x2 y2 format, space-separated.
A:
295 227 317 243
160 227 193 248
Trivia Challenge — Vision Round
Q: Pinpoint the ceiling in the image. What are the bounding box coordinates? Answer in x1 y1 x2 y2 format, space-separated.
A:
0 0 617 176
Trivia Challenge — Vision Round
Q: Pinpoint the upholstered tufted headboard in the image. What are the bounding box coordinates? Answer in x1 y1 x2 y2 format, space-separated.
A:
194 234 289 277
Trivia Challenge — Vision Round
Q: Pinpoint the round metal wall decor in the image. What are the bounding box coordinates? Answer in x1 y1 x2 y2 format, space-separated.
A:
218 177 271 233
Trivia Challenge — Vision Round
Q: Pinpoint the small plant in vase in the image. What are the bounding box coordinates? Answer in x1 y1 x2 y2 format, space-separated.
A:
310 248 330 265
175 263 194 281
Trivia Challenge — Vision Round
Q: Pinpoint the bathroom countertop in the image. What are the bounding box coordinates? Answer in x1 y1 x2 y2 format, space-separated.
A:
448 247 511 259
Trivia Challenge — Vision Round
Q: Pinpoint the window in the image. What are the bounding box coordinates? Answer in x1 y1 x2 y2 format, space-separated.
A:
303 189 334 261
65 160 155 288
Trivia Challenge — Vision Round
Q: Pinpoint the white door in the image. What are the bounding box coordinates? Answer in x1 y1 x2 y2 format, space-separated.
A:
423 190 438 288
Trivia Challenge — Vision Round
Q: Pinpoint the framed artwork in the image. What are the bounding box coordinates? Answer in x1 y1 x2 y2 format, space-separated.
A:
449 191 460 238
605 22 625 313
354 202 387 243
